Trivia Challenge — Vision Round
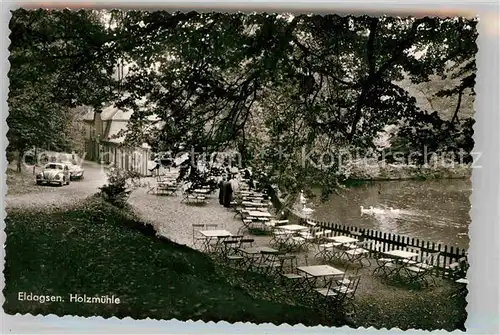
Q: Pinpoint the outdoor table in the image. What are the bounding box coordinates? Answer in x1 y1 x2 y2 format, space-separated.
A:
243 197 264 202
247 211 272 218
239 246 278 255
327 235 359 245
199 230 233 253
274 225 310 251
242 201 268 208
376 250 420 279
279 224 309 232
383 250 419 259
193 189 211 194
297 265 345 291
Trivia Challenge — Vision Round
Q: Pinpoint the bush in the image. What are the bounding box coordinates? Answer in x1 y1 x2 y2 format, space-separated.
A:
98 168 141 207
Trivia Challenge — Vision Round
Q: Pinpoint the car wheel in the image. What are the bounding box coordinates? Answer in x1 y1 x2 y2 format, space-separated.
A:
36 181 41 185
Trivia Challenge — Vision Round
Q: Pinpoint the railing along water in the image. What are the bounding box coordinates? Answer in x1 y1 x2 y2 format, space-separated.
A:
286 209 467 276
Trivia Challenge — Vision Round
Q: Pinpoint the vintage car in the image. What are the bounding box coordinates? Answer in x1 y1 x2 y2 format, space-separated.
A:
61 160 85 180
36 163 71 186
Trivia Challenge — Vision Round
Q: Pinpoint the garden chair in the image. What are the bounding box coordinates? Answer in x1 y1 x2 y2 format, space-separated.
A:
372 256 403 280
253 250 283 276
338 241 372 267
314 272 347 307
278 254 305 290
192 224 206 250
221 240 245 267
403 251 440 287
270 228 291 249
331 274 361 315
444 256 468 280
239 237 255 248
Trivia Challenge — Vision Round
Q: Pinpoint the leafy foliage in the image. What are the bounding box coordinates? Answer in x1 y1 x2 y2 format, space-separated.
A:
107 13 476 197
9 10 477 196
98 167 141 207
8 9 117 166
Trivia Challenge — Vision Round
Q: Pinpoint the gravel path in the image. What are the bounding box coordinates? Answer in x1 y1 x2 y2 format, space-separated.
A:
128 181 247 247
5 161 108 210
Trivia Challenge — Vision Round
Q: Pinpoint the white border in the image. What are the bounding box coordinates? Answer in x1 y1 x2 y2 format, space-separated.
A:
1 1 499 334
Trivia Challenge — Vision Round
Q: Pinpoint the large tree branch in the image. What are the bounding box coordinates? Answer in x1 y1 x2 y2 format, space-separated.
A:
347 17 378 142
292 36 357 88
451 87 464 124
348 17 433 142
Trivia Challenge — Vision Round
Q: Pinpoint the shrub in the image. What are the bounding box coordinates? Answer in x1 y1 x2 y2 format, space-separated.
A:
98 168 141 207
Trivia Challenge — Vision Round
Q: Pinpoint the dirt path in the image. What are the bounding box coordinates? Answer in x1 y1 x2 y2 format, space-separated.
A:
5 161 108 210
128 183 246 247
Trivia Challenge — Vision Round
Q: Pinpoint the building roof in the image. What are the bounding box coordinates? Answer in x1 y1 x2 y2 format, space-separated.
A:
80 104 160 122
106 119 128 143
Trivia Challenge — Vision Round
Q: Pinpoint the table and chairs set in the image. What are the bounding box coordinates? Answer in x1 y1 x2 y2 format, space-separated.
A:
181 186 213 204
148 172 180 195
187 179 468 314
372 248 443 287
191 221 362 314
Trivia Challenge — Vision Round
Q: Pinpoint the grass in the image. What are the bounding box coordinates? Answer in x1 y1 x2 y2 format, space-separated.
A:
4 195 467 330
3 196 345 327
6 165 43 195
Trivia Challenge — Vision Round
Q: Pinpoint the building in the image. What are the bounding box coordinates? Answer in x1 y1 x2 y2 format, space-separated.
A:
81 105 155 176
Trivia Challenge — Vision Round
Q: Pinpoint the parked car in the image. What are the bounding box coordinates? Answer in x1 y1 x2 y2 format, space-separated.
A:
61 160 84 180
36 162 71 186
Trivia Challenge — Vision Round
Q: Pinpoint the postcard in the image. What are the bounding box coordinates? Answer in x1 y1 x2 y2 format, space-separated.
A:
4 9 475 331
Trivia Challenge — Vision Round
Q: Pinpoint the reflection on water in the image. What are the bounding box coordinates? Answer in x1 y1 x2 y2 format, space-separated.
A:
309 179 471 250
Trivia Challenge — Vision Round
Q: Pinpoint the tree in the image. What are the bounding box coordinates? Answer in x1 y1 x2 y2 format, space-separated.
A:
9 10 477 197
106 12 477 197
8 9 118 170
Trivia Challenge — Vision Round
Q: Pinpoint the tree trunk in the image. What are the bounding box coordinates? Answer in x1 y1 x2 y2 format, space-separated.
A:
17 149 24 172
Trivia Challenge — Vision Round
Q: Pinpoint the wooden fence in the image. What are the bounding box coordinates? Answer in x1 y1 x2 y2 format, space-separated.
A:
287 211 467 276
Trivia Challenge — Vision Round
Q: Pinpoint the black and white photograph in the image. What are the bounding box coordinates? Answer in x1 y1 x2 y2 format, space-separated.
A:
4 8 477 331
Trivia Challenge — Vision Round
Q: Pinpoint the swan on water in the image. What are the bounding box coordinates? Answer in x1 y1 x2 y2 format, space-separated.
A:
299 190 307 204
388 207 401 213
301 203 314 214
360 205 392 215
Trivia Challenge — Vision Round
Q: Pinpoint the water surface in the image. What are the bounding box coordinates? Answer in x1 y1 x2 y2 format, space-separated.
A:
304 179 471 250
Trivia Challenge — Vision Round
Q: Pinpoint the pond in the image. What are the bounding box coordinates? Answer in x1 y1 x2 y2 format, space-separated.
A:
300 179 471 250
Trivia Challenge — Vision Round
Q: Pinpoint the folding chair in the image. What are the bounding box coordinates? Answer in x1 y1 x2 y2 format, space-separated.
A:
403 251 440 287
239 237 255 248
314 272 347 308
373 256 402 280
331 274 361 315
253 251 283 276
221 239 245 267
339 241 371 267
444 256 468 280
192 224 206 250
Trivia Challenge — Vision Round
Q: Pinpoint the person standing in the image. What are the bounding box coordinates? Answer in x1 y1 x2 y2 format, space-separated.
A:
218 177 224 205
223 176 233 208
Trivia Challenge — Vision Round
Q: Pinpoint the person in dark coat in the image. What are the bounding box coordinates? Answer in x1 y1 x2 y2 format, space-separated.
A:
222 177 233 208
218 178 224 205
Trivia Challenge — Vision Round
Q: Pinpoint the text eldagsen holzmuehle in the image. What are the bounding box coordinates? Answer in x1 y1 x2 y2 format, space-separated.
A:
18 292 121 304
